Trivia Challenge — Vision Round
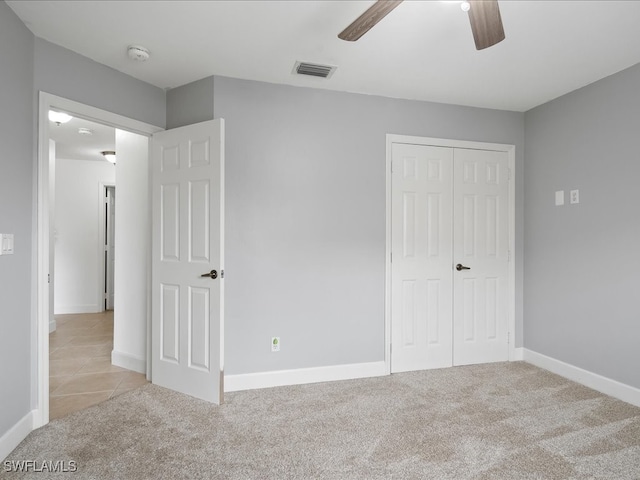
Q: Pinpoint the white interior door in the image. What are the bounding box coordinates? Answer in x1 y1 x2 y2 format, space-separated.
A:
105 186 115 310
151 119 225 404
452 148 509 365
391 143 454 372
390 142 509 373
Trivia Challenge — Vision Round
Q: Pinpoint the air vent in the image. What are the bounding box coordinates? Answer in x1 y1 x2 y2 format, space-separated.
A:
293 61 337 79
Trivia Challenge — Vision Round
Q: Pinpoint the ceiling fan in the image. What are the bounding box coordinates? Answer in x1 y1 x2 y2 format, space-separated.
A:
338 0 505 50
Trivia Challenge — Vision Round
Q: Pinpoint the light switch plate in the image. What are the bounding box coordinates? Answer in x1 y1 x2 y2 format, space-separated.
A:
555 190 564 206
0 234 14 255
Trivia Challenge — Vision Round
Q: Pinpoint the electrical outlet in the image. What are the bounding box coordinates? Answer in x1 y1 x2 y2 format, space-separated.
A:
271 337 280 352
570 189 579 204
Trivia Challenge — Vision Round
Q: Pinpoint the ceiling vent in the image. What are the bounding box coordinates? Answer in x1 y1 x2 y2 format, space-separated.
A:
293 61 337 79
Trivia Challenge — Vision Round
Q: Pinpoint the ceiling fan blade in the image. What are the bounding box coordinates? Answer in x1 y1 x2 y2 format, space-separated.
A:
468 0 505 50
338 0 403 42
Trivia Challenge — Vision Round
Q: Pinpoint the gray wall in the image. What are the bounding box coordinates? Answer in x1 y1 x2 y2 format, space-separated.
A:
34 39 166 128
166 76 214 129
0 1 34 437
0 12 166 442
524 63 640 389
214 76 525 375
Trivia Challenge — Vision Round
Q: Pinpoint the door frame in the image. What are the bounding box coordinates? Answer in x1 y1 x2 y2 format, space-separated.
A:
384 134 517 375
35 92 163 428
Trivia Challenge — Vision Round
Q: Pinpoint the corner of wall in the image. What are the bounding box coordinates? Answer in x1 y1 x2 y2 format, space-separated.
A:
166 76 215 129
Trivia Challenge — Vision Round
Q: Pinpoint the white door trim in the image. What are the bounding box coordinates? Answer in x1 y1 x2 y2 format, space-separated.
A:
35 92 163 428
385 134 516 375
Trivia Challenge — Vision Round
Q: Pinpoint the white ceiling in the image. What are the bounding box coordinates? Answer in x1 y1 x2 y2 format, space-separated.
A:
49 115 115 163
8 1 640 111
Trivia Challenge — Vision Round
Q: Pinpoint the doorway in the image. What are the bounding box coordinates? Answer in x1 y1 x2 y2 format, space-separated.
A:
49 118 116 317
105 186 115 311
36 93 163 427
47 115 148 419
385 135 516 374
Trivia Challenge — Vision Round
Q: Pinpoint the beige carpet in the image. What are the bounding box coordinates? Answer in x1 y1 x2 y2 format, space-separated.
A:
3 362 639 479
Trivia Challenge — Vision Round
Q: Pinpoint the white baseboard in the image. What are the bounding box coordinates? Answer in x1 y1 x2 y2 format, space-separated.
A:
523 349 640 407
0 410 34 462
111 350 146 374
225 361 387 392
54 305 102 315
511 347 524 361
49 319 56 333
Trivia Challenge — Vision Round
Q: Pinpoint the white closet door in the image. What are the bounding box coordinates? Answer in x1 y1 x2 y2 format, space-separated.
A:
391 143 454 372
452 148 509 365
390 143 510 373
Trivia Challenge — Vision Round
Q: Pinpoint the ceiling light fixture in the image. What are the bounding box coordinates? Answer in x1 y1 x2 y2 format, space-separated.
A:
101 150 116 164
49 110 73 126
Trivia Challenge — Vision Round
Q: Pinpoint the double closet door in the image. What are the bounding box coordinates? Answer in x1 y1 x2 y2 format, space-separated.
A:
391 143 510 373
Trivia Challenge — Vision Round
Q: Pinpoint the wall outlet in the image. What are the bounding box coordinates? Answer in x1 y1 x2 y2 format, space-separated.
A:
271 337 280 352
570 189 579 204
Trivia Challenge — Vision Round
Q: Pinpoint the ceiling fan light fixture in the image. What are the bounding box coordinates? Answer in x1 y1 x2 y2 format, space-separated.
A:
101 150 116 164
468 0 505 50
439 0 470 10
339 0 505 50
338 0 403 41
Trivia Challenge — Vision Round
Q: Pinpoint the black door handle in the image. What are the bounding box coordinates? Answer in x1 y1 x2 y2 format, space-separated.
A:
456 264 471 271
200 270 218 279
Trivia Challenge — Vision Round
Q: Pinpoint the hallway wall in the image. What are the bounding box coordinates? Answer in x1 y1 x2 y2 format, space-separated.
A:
54 158 115 314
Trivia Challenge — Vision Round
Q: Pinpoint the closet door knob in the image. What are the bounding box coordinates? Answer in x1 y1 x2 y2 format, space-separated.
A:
455 264 470 271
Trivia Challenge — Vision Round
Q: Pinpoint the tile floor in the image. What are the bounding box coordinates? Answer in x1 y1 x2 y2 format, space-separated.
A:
49 311 148 420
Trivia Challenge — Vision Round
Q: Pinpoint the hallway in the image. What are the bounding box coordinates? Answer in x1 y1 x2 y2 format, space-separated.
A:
49 311 148 420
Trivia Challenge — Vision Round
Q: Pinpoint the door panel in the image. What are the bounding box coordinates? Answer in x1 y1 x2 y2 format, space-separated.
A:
152 119 224 403
189 180 210 262
391 143 454 372
161 184 180 261
161 283 180 362
453 148 509 365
